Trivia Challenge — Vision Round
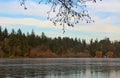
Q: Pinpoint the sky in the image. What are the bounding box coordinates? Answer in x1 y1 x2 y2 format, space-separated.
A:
0 0 120 42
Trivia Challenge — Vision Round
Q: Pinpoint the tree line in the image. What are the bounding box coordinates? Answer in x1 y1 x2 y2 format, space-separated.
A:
0 26 120 58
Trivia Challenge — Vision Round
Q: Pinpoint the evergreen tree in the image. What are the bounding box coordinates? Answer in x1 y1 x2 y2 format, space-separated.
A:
90 39 94 56
0 26 120 58
3 28 8 38
0 26 3 41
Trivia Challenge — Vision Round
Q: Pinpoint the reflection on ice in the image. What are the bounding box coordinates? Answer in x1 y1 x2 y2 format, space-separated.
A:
0 58 120 78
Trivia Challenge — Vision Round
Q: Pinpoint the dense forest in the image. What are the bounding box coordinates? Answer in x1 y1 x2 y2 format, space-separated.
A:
0 26 120 58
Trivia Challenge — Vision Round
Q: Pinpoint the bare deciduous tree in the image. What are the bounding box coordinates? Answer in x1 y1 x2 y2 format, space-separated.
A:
19 0 102 33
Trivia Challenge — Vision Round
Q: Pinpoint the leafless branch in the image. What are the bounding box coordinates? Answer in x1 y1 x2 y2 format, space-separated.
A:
19 0 102 33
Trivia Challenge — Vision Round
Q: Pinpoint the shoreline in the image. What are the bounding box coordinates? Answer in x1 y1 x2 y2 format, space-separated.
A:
0 56 118 59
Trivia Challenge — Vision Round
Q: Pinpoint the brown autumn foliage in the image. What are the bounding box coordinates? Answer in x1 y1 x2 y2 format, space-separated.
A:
60 53 91 58
106 51 114 58
29 44 91 58
95 51 102 58
0 46 5 58
30 45 57 58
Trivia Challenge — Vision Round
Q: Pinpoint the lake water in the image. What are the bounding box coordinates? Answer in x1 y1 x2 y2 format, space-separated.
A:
0 58 120 78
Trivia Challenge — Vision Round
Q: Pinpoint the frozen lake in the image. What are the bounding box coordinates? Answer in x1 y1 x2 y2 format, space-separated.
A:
0 58 120 78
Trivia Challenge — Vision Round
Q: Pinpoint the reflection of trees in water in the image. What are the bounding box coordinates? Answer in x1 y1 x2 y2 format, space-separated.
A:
0 64 119 78
0 58 120 78
0 65 47 78
0 64 89 78
88 58 120 78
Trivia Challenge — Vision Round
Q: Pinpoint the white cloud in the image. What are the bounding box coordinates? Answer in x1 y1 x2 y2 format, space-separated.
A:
0 0 120 37
66 16 120 34
87 0 120 13
0 1 50 17
0 17 120 34
0 0 120 17
0 17 63 29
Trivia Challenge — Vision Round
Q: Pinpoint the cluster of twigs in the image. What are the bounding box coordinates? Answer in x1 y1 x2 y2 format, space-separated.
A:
19 0 102 33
